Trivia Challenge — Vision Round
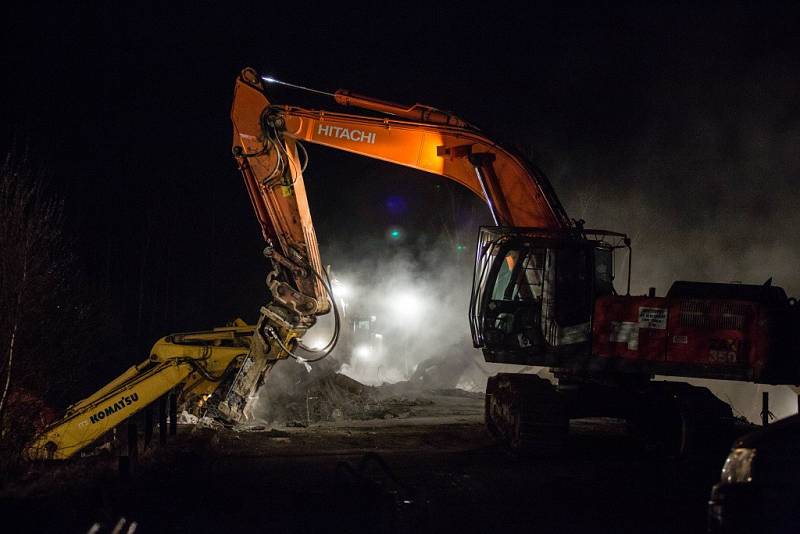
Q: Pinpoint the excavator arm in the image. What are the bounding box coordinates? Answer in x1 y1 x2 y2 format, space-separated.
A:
28 322 257 459
231 68 571 235
230 67 590 368
28 314 301 460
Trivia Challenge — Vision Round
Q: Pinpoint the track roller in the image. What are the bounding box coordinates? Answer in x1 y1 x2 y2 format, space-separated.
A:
485 373 568 454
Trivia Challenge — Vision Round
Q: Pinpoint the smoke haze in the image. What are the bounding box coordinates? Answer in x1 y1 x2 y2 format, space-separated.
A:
306 236 489 389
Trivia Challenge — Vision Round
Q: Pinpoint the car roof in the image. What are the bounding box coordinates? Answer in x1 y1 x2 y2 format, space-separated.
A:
736 413 800 449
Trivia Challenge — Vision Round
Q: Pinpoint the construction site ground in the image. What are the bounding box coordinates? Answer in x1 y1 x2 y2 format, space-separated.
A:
1 389 748 534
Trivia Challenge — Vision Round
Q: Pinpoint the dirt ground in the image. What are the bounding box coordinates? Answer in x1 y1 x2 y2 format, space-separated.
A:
1 390 747 534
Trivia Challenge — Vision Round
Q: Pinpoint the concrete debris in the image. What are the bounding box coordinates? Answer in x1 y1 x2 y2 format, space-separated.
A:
254 357 479 425
294 356 312 373
196 416 222 429
178 410 226 430
286 420 307 428
238 424 267 432
177 410 198 424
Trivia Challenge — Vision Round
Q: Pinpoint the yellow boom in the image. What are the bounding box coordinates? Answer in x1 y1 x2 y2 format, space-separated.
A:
27 319 296 460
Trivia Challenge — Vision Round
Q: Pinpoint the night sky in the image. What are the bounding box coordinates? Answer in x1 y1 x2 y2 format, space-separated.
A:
2 3 799 373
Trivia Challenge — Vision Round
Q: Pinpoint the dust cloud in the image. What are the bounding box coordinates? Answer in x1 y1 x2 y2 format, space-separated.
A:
251 233 531 425
302 238 492 391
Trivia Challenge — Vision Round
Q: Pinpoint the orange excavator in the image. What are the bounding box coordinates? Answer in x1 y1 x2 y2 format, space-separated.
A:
231 68 800 455
29 67 800 460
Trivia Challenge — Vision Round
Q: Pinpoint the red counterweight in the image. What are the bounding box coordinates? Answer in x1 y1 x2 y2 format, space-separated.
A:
592 281 800 385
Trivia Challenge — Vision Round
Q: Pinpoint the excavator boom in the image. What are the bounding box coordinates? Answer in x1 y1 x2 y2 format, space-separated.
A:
232 68 571 234
229 67 591 367
28 323 256 459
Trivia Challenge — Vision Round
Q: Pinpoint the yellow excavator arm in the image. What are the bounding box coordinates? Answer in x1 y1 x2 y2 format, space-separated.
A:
28 322 250 459
27 318 306 460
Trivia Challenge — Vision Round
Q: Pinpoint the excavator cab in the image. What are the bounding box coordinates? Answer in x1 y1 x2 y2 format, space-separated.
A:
470 227 629 366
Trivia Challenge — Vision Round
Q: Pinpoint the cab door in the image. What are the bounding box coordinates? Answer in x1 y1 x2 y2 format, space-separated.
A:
540 245 593 347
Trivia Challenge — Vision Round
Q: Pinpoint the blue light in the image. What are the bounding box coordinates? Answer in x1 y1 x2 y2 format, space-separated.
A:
385 195 408 216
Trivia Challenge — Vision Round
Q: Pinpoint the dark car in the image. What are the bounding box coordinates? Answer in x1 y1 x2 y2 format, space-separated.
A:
709 413 800 533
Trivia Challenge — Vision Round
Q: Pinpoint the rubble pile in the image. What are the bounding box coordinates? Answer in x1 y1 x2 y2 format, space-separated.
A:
253 357 474 425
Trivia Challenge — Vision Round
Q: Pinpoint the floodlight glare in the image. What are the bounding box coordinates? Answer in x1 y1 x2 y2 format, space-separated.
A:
303 337 327 350
354 344 373 360
332 279 350 299
391 291 423 320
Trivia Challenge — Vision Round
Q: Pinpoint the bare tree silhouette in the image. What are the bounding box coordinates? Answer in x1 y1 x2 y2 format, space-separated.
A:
0 152 83 465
